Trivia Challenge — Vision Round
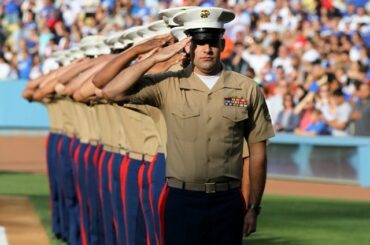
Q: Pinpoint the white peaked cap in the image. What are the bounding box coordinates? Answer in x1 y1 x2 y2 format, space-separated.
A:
147 20 171 35
97 42 111 55
158 6 197 27
69 46 85 60
50 50 66 60
170 26 187 41
137 20 171 42
105 31 128 50
172 7 235 30
137 26 156 39
80 35 105 47
104 31 125 45
119 26 147 44
42 57 60 74
84 41 111 56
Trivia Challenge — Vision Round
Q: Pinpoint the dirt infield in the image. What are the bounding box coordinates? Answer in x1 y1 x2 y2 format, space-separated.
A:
0 135 47 173
0 196 49 245
265 179 370 202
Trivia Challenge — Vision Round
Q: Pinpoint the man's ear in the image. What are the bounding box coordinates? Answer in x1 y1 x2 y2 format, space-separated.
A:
221 39 225 52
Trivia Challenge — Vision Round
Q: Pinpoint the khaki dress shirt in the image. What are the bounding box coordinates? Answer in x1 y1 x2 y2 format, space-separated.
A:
126 65 274 182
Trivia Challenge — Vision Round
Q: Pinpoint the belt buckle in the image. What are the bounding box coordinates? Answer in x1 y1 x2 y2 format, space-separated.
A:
205 182 216 194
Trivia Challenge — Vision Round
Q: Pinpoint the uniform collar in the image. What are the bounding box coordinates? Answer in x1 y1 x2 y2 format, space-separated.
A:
179 64 242 92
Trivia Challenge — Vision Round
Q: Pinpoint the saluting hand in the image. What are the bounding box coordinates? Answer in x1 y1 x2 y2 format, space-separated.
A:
152 37 192 63
147 52 187 74
134 34 175 55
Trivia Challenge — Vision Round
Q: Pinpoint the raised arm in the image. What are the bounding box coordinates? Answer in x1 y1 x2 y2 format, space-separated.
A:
102 37 191 101
92 34 174 89
32 60 81 100
63 55 112 96
72 77 98 102
56 57 100 84
32 71 60 101
22 72 53 101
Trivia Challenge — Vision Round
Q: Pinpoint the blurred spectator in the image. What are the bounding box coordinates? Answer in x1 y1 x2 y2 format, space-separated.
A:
231 41 249 74
266 80 288 124
25 28 39 56
17 47 32 79
350 82 370 136
69 23 83 46
296 99 314 131
275 93 300 132
29 55 42 79
221 35 235 70
38 19 55 57
272 45 293 74
40 0 61 30
60 1 81 28
324 88 353 136
22 10 37 36
241 42 270 76
295 109 328 136
0 53 17 80
4 0 21 25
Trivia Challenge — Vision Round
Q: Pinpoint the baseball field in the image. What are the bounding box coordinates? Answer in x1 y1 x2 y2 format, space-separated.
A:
1 171 369 245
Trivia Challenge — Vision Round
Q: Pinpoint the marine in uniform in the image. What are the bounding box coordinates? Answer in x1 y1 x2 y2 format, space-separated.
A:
101 6 275 245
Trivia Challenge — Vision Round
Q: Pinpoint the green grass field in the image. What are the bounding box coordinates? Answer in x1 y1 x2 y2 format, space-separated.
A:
1 172 369 245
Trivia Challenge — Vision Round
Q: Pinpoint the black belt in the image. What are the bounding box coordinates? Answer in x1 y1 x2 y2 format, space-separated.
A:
167 178 241 194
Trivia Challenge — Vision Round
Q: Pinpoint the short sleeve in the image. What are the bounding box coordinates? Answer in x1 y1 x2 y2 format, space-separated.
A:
124 73 171 108
245 83 275 144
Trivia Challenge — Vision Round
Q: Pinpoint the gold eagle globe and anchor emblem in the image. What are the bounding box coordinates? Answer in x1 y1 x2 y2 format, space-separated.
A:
200 10 210 18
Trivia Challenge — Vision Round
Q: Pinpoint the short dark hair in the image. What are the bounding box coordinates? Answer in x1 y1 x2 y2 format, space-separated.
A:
332 88 344 97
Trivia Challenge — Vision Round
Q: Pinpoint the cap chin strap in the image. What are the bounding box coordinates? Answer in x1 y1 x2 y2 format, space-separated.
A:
185 28 225 40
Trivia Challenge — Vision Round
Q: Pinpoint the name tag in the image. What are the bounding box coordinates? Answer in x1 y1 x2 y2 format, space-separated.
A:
224 97 249 107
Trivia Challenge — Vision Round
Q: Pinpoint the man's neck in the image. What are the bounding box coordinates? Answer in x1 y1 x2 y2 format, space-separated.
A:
193 64 222 76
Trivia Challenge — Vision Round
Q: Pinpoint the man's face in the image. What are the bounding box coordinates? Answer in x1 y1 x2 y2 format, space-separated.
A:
189 39 224 75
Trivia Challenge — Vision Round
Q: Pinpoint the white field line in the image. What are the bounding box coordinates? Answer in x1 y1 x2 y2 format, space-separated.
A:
0 227 8 245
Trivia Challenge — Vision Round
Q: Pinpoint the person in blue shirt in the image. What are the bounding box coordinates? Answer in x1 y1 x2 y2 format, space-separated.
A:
17 49 33 79
295 109 329 136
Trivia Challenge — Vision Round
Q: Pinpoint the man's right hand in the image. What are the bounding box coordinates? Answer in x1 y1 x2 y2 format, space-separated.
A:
134 34 175 55
152 37 192 63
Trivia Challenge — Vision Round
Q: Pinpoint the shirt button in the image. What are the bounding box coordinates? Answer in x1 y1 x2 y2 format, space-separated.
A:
208 138 211 142
208 117 212 122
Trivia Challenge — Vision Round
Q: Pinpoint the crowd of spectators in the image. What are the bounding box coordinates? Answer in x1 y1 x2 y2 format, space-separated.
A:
0 0 369 136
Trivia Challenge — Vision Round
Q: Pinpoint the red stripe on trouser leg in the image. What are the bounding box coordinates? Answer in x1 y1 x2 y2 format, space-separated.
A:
108 154 114 192
57 137 63 156
137 163 150 245
77 179 88 245
158 183 169 245
98 150 106 203
120 155 130 245
93 144 102 168
147 154 159 245
84 145 91 174
73 143 87 245
74 144 81 171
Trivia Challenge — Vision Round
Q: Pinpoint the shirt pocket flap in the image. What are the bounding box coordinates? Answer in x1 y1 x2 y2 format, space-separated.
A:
223 107 249 122
172 107 200 119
